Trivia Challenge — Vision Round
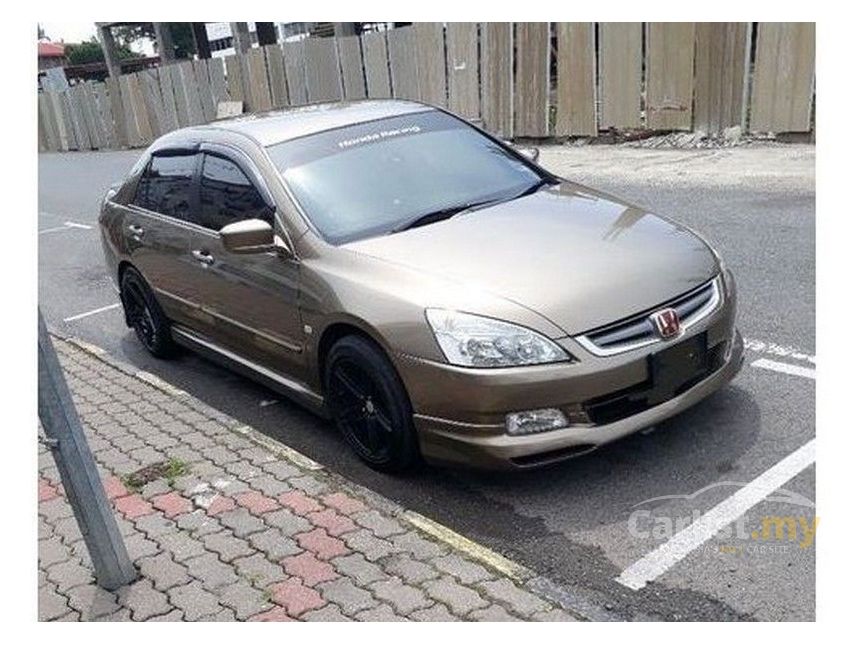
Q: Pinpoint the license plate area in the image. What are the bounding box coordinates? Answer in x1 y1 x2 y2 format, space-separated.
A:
647 332 708 404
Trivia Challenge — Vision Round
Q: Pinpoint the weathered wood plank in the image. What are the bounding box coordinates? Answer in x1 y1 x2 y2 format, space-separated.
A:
104 77 127 148
388 26 420 101
224 54 246 108
283 41 309 105
138 70 167 137
749 22 815 133
38 93 60 151
514 22 550 137
480 22 513 137
207 57 229 107
556 22 597 136
58 91 79 150
157 66 180 132
129 73 154 143
362 31 391 99
646 22 696 130
245 47 272 112
337 35 366 100
305 37 342 102
92 82 117 149
179 60 206 125
693 23 750 135
38 105 48 151
169 64 191 127
119 75 144 147
265 43 289 108
193 58 217 122
67 85 91 149
598 22 642 130
446 23 480 119
414 22 447 107
80 81 108 148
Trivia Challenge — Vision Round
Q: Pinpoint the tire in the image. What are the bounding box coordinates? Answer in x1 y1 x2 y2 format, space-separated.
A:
119 267 176 359
324 335 421 472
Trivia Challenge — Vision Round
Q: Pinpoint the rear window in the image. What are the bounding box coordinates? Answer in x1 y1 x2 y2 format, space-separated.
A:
133 154 199 223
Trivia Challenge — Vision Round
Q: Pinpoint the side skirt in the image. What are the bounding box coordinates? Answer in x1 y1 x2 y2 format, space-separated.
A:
171 325 330 419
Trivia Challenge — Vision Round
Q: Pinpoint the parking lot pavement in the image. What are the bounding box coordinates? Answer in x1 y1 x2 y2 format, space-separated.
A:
38 143 815 621
40 337 578 622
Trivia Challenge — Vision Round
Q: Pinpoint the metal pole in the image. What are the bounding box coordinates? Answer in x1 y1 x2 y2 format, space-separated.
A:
37 310 137 590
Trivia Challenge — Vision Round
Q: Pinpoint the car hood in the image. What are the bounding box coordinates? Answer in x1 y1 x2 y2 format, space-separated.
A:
342 181 719 336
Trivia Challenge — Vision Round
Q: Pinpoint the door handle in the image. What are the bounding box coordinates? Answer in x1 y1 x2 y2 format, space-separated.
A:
192 249 214 265
128 223 144 237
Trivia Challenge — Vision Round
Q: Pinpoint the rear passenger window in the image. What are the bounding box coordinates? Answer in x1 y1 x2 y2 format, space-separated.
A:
198 154 272 230
134 154 199 223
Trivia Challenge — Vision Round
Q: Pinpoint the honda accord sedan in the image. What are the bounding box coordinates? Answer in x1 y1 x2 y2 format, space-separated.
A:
99 100 743 471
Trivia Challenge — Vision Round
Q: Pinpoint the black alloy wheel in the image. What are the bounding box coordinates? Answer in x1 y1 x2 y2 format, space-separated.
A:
325 335 420 472
120 268 175 358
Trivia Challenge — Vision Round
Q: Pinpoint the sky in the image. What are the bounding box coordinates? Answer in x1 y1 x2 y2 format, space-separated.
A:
39 22 97 44
38 22 155 55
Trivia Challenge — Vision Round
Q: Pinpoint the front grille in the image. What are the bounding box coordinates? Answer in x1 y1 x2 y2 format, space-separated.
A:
575 278 721 356
584 340 726 425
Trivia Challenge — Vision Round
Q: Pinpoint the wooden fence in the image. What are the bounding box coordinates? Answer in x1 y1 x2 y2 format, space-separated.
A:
37 22 815 153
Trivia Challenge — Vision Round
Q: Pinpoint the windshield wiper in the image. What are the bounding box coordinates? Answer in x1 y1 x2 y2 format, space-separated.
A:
511 176 556 200
392 199 495 234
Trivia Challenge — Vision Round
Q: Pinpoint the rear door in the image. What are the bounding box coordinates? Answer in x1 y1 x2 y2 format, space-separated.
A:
125 151 203 330
183 148 305 381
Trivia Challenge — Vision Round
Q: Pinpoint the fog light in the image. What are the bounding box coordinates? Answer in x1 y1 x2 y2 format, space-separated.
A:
505 408 568 436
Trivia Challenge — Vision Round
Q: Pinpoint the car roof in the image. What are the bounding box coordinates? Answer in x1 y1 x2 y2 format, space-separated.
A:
202 99 435 147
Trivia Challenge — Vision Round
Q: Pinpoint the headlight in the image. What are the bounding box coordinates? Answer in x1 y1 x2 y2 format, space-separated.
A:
425 309 570 367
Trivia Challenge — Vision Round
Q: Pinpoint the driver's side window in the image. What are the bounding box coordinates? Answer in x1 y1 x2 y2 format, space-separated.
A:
198 154 272 231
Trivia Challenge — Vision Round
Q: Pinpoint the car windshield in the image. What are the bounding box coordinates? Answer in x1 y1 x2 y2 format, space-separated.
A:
265 110 543 244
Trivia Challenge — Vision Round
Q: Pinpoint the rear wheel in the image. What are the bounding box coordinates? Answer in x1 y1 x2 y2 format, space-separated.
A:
324 335 420 472
119 267 175 358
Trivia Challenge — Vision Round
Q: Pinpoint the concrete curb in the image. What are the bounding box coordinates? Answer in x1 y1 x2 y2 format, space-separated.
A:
54 330 609 621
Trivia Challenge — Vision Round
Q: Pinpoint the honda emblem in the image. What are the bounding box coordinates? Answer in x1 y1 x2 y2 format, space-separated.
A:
650 308 681 339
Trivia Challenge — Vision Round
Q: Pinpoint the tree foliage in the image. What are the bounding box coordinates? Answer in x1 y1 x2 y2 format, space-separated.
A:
113 22 195 59
64 39 140 65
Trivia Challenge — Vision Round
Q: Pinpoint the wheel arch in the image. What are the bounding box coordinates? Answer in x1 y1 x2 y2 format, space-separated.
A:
315 316 400 395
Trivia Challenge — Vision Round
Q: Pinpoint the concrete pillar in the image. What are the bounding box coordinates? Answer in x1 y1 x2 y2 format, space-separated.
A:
153 22 176 62
334 23 360 37
255 22 278 47
191 22 211 59
230 22 252 54
97 25 122 80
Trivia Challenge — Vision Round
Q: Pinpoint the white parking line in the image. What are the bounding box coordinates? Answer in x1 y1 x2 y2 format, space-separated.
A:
615 439 815 590
63 303 120 322
39 220 93 235
744 338 815 365
751 358 816 380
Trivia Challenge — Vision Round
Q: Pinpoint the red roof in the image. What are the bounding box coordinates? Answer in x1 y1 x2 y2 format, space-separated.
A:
38 42 66 58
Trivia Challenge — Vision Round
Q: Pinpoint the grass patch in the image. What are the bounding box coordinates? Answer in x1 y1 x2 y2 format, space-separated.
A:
120 457 190 493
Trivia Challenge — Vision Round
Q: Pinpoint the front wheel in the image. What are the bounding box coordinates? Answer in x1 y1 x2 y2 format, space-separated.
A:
119 267 176 358
324 335 420 472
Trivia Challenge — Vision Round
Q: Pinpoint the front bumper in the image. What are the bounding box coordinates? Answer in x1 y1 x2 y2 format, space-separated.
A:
393 276 742 470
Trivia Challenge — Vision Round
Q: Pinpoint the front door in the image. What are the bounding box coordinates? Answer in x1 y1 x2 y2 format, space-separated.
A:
184 151 306 382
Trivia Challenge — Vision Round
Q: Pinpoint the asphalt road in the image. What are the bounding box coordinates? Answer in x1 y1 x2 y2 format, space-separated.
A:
38 143 816 621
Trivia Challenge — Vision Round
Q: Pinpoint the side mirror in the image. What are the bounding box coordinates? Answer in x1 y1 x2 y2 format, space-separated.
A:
515 146 540 163
220 219 275 254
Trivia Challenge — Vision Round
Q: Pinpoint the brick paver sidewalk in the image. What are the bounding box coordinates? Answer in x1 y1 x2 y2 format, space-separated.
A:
38 336 580 622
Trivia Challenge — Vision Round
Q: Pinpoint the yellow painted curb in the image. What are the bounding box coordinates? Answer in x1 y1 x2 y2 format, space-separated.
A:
402 510 533 583
234 425 324 471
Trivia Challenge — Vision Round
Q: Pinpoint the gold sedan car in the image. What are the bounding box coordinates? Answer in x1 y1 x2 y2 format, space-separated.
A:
100 100 743 471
